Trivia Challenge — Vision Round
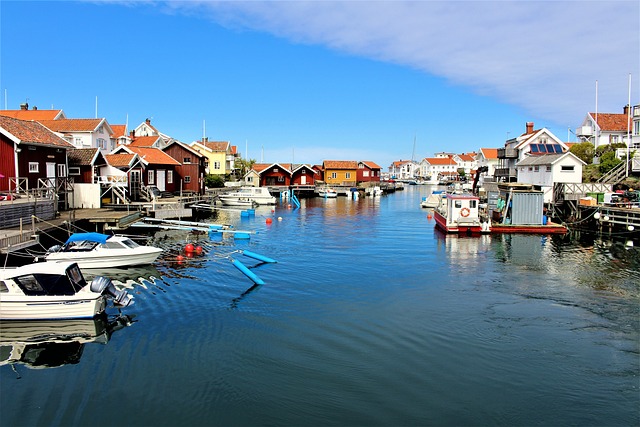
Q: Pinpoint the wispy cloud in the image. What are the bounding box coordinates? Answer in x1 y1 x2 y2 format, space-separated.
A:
154 0 639 123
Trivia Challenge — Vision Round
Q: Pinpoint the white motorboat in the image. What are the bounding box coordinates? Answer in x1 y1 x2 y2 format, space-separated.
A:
219 187 276 205
0 261 133 320
318 188 338 198
219 198 259 208
44 233 163 269
420 191 443 208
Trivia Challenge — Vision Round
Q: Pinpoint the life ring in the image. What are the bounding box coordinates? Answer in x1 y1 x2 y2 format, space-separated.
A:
460 207 470 217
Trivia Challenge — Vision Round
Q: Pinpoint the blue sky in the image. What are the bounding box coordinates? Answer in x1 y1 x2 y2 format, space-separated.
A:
1 1 638 169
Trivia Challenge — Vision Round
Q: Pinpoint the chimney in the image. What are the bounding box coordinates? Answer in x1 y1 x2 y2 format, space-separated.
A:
20 102 28 110
32 106 38 110
130 130 135 138
526 122 534 134
623 104 630 115
202 137 208 143
145 118 151 125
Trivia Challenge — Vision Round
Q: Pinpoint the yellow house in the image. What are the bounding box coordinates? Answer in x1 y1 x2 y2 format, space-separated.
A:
323 160 358 186
191 138 237 176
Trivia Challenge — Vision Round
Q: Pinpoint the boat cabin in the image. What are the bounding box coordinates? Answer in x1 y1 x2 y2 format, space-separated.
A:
433 194 489 234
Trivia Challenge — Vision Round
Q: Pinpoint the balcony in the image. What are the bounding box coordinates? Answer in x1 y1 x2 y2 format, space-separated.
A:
494 167 517 178
497 148 518 159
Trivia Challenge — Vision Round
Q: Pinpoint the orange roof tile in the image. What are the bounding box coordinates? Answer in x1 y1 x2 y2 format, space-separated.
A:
457 154 475 162
0 109 64 120
424 157 458 165
106 153 136 167
480 148 499 159
360 161 381 169
203 141 230 151
0 116 73 148
590 112 632 132
111 125 127 138
251 163 271 173
39 118 103 132
126 147 180 165
129 136 160 147
323 160 358 169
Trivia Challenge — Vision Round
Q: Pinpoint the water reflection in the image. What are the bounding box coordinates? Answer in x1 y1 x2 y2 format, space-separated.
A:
0 313 135 373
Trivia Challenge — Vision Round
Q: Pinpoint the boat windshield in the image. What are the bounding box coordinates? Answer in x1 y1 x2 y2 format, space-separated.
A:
13 265 86 296
100 238 139 249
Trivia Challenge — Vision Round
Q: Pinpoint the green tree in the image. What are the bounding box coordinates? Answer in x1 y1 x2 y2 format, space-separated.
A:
205 174 225 188
235 158 256 177
569 142 595 164
598 151 622 174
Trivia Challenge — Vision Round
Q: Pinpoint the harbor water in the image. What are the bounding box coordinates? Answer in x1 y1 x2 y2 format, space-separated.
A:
1 186 638 426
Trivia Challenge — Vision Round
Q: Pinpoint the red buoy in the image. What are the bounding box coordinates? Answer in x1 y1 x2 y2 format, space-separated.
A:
177 255 184 262
185 243 195 253
195 246 203 254
266 218 273 224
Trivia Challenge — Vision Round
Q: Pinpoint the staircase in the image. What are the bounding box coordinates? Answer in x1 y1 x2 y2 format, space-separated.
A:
597 159 631 184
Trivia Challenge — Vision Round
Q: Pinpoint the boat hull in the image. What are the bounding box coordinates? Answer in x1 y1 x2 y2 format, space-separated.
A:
490 223 567 234
45 248 162 269
0 294 107 320
433 210 484 235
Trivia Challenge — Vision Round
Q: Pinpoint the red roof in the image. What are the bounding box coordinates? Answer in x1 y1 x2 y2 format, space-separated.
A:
111 125 127 138
39 118 104 132
590 112 632 132
106 153 136 167
0 109 64 121
423 157 458 166
360 161 381 169
129 136 160 147
125 147 180 165
480 148 499 159
323 160 358 169
0 116 73 148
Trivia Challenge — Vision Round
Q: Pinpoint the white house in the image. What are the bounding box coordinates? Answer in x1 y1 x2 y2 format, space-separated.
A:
39 118 115 154
575 104 639 149
496 122 570 182
389 160 419 180
516 152 586 203
418 157 459 182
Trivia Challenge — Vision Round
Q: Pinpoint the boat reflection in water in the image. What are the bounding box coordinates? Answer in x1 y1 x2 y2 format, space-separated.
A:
0 313 135 371
81 264 165 288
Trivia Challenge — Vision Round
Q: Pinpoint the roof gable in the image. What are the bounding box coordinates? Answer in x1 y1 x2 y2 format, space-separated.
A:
105 153 137 168
0 116 73 148
589 112 631 132
359 161 381 169
68 148 106 166
323 160 358 169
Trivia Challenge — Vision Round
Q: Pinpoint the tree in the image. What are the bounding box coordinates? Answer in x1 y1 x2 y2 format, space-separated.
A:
235 158 256 177
569 142 594 165
598 151 622 174
205 174 225 188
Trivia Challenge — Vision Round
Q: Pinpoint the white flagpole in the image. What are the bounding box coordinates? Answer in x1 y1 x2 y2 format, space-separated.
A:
595 80 598 147
627 73 631 177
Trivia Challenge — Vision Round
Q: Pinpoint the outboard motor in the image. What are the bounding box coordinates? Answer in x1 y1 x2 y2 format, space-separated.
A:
90 276 134 307
47 245 62 253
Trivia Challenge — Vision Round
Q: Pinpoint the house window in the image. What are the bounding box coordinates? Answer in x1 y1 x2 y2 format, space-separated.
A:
534 166 539 172
363 171 370 177
214 161 221 170
184 176 191 183
98 125 104 134
546 166 552 172
74 137 82 147
277 176 285 183
301 170 306 174
69 167 81 176
610 135 619 144
148 170 155 184
167 170 173 184
273 168 279 173
561 165 575 172
97 138 107 150
247 176 254 183
331 172 337 179
29 162 39 173
528 167 533 171
183 157 192 164
57 164 67 177
346 172 351 179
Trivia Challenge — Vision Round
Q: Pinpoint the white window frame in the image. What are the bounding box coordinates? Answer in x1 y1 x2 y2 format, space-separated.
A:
167 170 173 184
184 176 191 183
214 161 221 170
148 170 155 184
57 164 67 177
29 162 39 173
69 167 81 176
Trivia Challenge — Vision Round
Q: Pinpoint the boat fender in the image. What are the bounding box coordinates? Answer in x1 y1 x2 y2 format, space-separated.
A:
460 207 470 217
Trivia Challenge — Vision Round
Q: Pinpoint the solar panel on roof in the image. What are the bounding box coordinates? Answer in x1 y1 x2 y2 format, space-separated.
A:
530 145 539 153
539 144 547 153
554 145 563 153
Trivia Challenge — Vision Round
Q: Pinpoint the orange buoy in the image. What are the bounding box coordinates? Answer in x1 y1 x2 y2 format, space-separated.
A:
427 214 432 220
266 218 273 224
185 243 195 253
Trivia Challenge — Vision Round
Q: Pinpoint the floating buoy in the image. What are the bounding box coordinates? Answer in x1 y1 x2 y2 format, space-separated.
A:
278 217 283 221
185 243 195 253
266 218 273 224
234 232 251 240
427 214 432 220
271 209 275 213
232 259 265 285
242 250 277 264
176 255 184 262
195 246 203 254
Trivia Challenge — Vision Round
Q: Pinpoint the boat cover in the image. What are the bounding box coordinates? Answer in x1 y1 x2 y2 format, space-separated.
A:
64 233 111 245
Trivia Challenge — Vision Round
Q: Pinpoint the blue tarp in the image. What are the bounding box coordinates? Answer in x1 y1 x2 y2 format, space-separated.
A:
64 233 111 245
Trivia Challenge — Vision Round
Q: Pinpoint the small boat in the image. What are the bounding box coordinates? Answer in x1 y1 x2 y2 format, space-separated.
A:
433 194 490 235
219 198 259 208
0 262 133 320
44 233 163 269
219 187 276 205
366 186 383 197
420 191 443 208
318 188 338 198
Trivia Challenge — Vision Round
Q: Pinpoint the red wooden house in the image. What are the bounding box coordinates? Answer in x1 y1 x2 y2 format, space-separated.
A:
0 115 74 193
357 161 382 183
290 164 318 186
112 145 180 194
162 140 207 194
67 148 107 184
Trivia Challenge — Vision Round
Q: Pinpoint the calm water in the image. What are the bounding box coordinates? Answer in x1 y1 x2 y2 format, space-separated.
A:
1 187 639 426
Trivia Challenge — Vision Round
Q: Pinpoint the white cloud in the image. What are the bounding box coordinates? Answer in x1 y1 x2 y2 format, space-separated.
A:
164 0 639 123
